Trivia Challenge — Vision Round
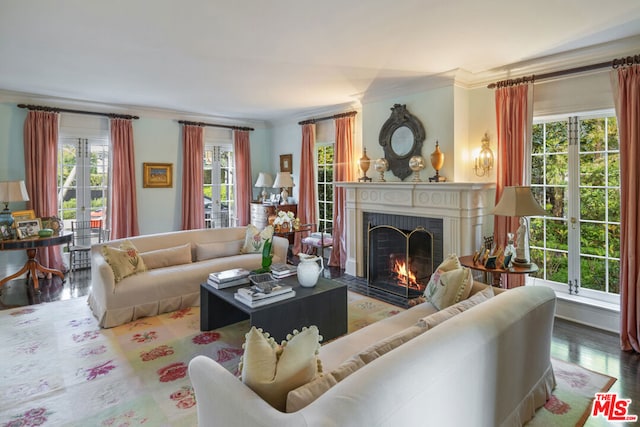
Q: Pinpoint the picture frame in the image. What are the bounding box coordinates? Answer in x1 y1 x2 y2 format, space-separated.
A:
40 216 64 235
12 209 36 222
280 154 292 173
143 163 173 188
0 224 12 239
16 218 41 239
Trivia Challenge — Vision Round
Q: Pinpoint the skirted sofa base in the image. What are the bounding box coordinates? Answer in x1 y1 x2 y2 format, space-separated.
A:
89 227 288 328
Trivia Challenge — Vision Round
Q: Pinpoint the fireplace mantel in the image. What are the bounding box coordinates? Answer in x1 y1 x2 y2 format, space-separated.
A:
336 182 496 277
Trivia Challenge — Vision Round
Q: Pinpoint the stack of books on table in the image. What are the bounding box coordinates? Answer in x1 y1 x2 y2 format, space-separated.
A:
207 268 250 289
270 263 297 279
234 282 296 308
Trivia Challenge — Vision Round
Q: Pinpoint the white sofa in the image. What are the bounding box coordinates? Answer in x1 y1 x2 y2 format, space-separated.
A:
189 284 557 427
89 227 288 328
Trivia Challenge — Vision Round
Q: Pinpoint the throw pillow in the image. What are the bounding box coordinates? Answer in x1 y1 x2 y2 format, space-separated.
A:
101 240 147 283
240 224 274 254
424 254 472 310
195 240 243 261
239 325 322 411
140 243 193 270
418 285 495 328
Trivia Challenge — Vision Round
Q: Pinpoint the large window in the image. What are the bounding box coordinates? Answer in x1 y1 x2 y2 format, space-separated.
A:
316 143 334 232
203 136 235 228
529 111 620 305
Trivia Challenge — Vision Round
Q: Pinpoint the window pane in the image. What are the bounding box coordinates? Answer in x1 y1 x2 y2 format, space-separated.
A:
607 117 619 150
580 256 606 291
608 153 619 187
580 188 605 221
580 222 606 256
608 259 620 294
608 188 620 222
532 124 544 154
608 224 620 258
544 186 567 219
547 251 569 283
580 118 606 152
580 153 605 186
546 219 568 250
545 154 568 185
531 156 544 185
545 121 568 153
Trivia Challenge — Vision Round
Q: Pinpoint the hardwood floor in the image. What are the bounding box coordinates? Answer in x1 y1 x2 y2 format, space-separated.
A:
1 264 638 421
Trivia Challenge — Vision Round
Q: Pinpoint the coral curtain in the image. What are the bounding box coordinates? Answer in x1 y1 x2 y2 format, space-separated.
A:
234 130 252 226
110 118 140 239
23 110 65 271
611 64 640 353
494 83 533 288
181 125 205 230
329 116 355 268
293 124 317 254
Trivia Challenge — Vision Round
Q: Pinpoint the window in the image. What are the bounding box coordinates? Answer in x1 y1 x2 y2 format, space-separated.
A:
530 111 620 305
316 143 334 232
203 130 235 228
57 114 110 234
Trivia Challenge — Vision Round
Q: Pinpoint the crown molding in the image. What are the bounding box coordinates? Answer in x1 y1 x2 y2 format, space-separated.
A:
0 89 270 130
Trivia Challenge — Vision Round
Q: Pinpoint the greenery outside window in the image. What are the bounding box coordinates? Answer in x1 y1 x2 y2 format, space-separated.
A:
316 143 334 233
203 136 234 228
530 111 620 306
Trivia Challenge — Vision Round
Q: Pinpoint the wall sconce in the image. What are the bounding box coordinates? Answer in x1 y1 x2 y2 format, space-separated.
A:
473 133 494 177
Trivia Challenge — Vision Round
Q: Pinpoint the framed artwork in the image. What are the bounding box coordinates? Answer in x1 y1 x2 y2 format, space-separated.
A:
143 163 173 188
16 218 41 239
12 209 36 221
280 154 292 173
0 224 12 239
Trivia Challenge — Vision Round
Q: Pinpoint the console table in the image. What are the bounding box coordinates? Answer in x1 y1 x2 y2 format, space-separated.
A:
0 231 72 292
458 254 538 288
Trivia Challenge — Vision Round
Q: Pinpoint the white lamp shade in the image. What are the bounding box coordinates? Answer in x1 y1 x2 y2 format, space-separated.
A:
254 172 273 188
493 186 546 217
273 172 294 188
0 180 30 203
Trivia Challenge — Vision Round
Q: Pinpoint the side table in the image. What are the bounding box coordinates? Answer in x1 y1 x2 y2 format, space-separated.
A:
0 231 72 292
458 254 538 288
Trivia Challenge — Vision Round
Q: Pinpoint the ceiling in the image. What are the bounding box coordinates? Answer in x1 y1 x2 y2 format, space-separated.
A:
1 0 640 123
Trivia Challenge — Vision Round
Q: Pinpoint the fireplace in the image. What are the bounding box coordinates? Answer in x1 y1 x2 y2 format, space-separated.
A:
368 225 433 300
365 212 443 302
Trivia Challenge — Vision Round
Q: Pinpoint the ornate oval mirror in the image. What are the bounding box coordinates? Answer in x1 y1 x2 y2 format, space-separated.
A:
378 104 426 180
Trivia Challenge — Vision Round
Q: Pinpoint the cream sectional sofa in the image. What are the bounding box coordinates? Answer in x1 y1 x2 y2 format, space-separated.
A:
189 283 557 427
89 227 288 328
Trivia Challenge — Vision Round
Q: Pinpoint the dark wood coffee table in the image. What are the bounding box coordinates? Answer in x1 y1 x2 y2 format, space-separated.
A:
200 275 347 342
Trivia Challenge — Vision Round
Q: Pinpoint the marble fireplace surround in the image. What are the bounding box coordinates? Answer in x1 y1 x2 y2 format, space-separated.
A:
336 182 496 278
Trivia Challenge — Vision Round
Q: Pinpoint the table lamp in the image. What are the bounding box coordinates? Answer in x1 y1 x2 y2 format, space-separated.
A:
254 172 273 202
273 172 294 205
0 180 30 239
492 186 546 267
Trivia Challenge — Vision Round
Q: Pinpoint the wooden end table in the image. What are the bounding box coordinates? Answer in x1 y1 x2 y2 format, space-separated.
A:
458 254 538 288
200 275 347 342
0 231 72 293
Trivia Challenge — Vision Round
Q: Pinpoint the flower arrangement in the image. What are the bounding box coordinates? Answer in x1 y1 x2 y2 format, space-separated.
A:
273 210 295 226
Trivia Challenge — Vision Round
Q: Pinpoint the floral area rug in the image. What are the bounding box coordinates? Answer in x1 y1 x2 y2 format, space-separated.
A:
0 292 615 426
526 358 616 427
0 291 401 426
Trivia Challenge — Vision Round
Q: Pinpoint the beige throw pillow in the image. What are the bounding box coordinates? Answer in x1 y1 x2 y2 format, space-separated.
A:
101 240 147 283
196 240 243 261
140 243 192 270
424 254 472 310
240 326 322 411
240 224 274 254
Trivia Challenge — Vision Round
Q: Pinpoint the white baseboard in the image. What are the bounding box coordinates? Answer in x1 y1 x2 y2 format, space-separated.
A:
554 293 620 334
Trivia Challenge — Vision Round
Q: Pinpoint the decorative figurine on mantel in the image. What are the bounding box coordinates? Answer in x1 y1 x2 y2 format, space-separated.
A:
358 148 372 182
374 158 388 182
409 155 426 182
429 140 446 182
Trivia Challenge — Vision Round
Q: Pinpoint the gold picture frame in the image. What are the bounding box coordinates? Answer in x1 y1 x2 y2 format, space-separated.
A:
280 154 292 173
143 163 173 188
12 209 36 222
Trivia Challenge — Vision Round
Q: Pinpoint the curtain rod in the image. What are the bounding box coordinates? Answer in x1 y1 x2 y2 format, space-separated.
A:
487 54 640 89
178 120 254 132
17 103 139 120
298 110 357 126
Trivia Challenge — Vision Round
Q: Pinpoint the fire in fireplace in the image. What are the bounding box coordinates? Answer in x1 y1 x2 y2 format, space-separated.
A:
367 224 433 301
